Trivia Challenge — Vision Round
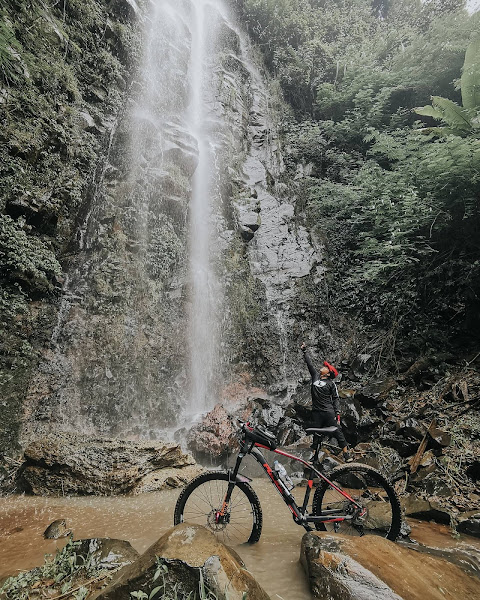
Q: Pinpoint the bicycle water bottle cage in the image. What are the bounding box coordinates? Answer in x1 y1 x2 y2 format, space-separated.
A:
244 425 277 450
305 426 338 435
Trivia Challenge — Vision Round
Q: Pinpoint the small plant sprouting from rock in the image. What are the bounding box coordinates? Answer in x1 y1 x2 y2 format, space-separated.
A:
130 559 242 600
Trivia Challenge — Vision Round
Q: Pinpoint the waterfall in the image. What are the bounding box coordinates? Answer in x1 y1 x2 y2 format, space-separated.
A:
21 0 317 444
22 0 231 440
186 0 223 417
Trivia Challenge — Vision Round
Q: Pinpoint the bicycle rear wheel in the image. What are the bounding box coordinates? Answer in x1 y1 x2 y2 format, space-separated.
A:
174 471 263 545
312 463 402 541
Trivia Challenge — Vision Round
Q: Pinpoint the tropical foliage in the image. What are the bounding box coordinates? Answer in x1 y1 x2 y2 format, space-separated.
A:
242 0 480 360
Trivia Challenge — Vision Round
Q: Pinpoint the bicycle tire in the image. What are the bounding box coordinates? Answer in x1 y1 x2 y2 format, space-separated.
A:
312 463 402 541
174 471 263 544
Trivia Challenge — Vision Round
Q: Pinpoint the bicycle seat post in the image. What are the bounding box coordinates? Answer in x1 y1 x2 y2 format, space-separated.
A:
311 434 321 464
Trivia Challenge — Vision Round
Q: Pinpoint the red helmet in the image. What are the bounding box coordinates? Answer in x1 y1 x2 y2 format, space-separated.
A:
323 360 338 378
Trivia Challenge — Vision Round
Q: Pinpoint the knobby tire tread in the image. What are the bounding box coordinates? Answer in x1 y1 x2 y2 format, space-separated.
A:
174 471 263 544
312 462 402 541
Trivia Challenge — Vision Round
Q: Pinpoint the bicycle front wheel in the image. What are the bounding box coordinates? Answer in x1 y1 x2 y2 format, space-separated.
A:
174 471 263 545
312 463 402 541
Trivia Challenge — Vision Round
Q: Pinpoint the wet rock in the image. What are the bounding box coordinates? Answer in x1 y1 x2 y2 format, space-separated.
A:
301 533 403 600
164 142 198 178
43 519 71 539
78 111 97 132
400 538 480 578
187 404 239 462
76 538 139 571
20 433 201 496
301 532 480 600
131 464 204 494
396 418 424 441
93 524 270 600
239 224 255 241
355 378 397 408
378 436 419 458
110 0 141 19
402 494 452 524
457 513 480 538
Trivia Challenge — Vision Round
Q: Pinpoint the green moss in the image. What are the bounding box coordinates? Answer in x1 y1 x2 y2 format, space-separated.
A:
0 215 61 288
0 0 142 455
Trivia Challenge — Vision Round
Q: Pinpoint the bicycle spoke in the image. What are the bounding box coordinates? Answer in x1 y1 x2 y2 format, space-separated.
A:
174 473 262 545
312 465 401 540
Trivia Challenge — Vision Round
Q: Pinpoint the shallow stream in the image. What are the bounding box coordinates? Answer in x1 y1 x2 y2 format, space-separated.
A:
1 481 479 599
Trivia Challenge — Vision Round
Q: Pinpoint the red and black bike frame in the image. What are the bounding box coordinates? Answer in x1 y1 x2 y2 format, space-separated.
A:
222 429 363 530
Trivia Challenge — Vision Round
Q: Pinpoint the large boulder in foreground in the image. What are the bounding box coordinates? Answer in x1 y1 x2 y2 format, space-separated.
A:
93 523 270 600
20 433 203 495
301 533 480 600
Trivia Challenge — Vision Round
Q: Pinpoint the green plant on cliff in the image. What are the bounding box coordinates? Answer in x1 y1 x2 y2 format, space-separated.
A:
246 0 480 360
0 214 61 288
0 0 141 453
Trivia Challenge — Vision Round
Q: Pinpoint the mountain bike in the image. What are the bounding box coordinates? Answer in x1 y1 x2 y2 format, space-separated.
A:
174 421 402 545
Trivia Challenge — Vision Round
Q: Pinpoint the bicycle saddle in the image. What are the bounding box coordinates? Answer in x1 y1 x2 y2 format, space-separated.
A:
305 426 338 435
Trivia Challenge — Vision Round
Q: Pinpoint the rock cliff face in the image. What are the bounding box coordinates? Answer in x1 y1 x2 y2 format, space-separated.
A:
9 0 327 451
0 1 147 456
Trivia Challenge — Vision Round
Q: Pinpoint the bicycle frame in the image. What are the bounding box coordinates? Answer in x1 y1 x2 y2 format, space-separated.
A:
225 437 364 531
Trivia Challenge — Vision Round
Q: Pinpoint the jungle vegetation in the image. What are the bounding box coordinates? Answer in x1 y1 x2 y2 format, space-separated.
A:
238 0 480 362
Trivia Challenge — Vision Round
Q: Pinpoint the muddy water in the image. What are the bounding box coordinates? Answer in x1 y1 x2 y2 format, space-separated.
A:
1 481 479 599
0 481 310 599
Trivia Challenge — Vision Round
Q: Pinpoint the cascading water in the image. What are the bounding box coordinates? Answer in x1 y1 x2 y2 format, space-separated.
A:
21 0 233 440
21 0 318 445
186 0 224 418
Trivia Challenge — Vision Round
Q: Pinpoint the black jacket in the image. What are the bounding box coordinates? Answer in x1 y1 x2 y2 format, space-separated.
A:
303 351 340 414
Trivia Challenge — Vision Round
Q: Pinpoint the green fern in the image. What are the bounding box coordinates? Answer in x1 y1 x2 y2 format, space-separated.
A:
415 36 480 135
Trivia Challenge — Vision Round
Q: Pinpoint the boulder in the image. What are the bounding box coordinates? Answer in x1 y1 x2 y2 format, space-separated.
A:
396 418 424 441
301 532 480 600
20 433 202 496
401 494 452 524
43 519 71 539
93 524 270 600
466 460 480 482
428 423 452 449
76 538 139 571
187 404 239 462
350 354 373 378
340 396 363 445
276 416 305 446
378 436 419 458
457 512 480 538
355 378 397 408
